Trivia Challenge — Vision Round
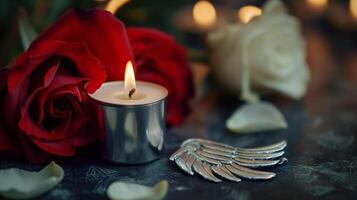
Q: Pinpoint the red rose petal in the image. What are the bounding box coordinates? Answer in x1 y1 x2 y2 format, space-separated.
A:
19 70 98 155
36 79 87 124
19 74 87 141
29 8 134 81
18 61 60 136
127 28 174 44
8 41 106 93
31 137 76 156
18 132 51 163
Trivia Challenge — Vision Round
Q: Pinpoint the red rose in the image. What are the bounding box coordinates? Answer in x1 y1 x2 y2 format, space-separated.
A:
0 9 133 163
127 28 194 126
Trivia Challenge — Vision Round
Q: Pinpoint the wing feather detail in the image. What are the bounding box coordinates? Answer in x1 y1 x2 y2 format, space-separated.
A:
226 165 276 180
183 153 196 175
170 147 187 161
193 159 221 182
171 139 287 182
211 166 241 182
194 152 220 165
236 151 285 160
201 147 235 158
196 150 232 162
175 156 191 174
234 157 282 168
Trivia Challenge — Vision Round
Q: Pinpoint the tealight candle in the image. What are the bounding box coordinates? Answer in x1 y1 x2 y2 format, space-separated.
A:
193 0 217 28
306 0 328 12
351 0 357 21
238 6 262 24
89 61 168 164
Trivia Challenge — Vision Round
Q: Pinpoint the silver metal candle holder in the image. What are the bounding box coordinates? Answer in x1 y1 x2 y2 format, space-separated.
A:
94 96 166 164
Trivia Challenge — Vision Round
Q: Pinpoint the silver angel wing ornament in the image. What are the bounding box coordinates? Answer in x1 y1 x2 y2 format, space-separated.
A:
170 139 287 182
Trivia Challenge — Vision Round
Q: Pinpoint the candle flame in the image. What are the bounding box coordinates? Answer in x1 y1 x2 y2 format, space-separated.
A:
351 0 357 21
124 61 136 94
238 6 262 24
306 0 328 11
193 0 217 28
105 0 130 14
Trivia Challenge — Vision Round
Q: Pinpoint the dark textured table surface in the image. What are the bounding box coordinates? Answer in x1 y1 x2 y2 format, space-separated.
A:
0 1 357 199
1 75 357 200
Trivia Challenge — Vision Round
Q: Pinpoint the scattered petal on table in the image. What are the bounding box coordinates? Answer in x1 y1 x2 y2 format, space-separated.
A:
226 101 287 133
0 161 64 199
107 180 168 200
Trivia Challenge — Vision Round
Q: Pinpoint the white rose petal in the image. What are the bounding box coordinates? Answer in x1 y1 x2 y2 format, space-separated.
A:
208 0 310 100
0 162 64 199
107 180 168 200
226 102 287 133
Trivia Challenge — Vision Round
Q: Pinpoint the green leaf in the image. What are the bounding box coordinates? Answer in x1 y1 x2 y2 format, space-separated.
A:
18 10 37 50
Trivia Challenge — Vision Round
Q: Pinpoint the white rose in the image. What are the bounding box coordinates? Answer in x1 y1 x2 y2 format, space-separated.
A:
208 0 310 102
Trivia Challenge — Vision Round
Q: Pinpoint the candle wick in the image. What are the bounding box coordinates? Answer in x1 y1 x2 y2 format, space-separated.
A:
129 88 136 98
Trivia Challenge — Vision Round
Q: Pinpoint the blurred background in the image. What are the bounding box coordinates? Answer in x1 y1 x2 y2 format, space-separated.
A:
0 0 356 91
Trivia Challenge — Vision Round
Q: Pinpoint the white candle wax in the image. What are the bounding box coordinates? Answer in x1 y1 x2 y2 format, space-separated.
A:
89 81 168 106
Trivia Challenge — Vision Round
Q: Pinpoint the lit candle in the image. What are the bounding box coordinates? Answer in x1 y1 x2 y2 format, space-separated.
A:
193 0 217 28
351 0 357 21
124 61 136 96
90 61 167 105
105 0 130 14
238 6 262 24
89 61 168 164
306 0 328 12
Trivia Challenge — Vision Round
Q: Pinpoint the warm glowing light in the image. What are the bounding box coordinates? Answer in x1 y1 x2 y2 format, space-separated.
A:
105 0 130 14
306 0 328 11
193 0 217 28
124 61 136 93
238 6 262 24
351 0 357 21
